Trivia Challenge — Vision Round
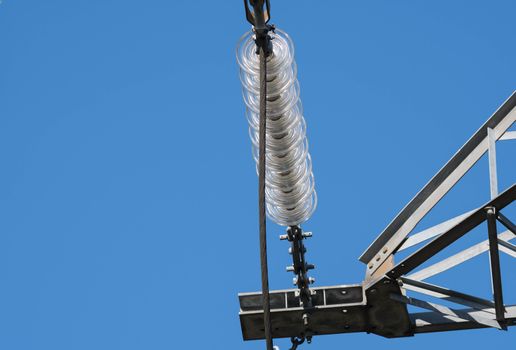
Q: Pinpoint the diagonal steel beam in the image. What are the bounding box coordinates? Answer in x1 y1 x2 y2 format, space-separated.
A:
398 210 476 252
500 130 516 140
361 92 516 277
498 239 516 256
411 305 516 333
497 212 516 235
400 277 495 311
386 185 516 279
391 294 503 329
406 230 513 281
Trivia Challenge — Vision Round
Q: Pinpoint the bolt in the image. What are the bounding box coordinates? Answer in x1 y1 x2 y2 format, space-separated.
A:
341 290 347 295
286 265 295 272
308 277 316 284
342 309 348 313
279 234 288 241
302 231 312 238
302 313 309 326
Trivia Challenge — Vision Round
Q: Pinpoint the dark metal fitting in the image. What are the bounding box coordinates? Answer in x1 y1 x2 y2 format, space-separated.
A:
289 336 305 350
243 0 271 27
485 206 496 215
302 231 313 238
305 263 315 270
243 1 274 56
302 313 310 326
253 30 273 56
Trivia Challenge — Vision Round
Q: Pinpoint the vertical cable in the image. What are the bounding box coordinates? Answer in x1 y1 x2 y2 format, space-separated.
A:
258 44 273 350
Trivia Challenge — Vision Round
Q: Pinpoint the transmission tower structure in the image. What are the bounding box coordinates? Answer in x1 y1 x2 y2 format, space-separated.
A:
236 2 516 349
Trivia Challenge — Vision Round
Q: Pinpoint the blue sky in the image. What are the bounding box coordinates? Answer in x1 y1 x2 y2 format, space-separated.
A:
0 1 515 349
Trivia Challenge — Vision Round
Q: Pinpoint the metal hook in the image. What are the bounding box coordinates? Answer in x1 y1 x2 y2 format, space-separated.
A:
289 336 305 350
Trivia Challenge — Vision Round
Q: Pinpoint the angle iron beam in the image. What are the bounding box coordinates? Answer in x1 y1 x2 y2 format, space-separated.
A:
402 284 494 314
398 210 476 252
487 127 499 199
387 184 516 279
400 277 495 310
391 294 502 329
500 130 516 140
411 305 516 334
391 295 501 329
360 92 516 276
497 211 516 235
406 230 513 281
498 239 516 255
487 207 506 327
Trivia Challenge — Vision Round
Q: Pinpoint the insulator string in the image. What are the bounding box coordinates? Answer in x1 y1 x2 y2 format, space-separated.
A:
237 29 317 227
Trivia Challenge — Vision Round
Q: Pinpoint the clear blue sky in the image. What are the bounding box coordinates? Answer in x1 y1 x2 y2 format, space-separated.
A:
0 1 515 349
